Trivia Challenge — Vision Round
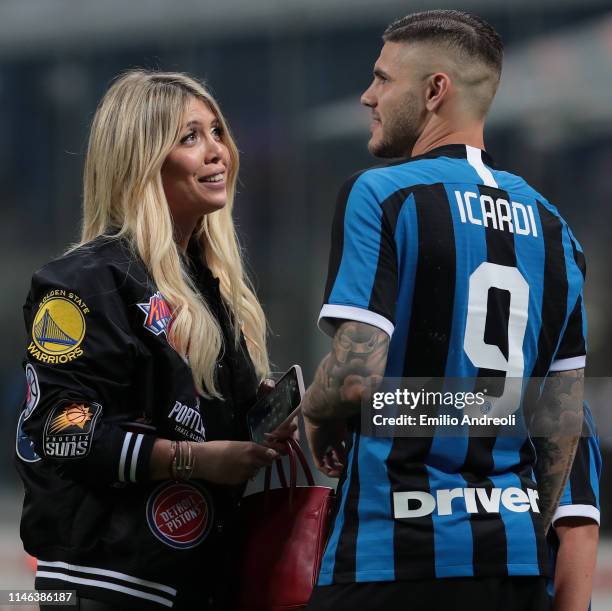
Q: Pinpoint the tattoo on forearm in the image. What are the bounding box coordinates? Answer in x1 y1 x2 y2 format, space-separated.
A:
532 368 584 532
302 321 390 421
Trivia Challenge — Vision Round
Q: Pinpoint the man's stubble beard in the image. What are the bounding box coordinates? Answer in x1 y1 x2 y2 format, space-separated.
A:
368 92 423 159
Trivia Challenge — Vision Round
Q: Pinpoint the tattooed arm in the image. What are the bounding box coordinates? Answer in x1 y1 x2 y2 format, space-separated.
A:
302 320 390 421
532 368 584 533
301 320 390 476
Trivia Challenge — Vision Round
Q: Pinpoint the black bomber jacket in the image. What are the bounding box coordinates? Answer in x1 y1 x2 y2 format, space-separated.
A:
15 234 259 609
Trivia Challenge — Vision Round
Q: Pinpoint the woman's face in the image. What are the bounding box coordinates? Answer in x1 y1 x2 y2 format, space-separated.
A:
161 97 230 227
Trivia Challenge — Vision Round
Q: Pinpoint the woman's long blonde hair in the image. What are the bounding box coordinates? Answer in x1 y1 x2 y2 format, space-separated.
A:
80 69 269 397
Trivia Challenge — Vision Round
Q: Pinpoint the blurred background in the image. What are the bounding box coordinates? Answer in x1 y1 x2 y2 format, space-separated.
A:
1 0 611 607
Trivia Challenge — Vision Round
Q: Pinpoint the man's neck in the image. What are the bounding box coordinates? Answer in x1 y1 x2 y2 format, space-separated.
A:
410 122 486 158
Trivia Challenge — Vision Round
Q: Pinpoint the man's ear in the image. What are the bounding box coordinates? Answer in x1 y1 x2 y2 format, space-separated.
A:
425 72 451 112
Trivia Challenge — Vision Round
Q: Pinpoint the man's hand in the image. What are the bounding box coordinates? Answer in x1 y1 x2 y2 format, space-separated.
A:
304 415 349 478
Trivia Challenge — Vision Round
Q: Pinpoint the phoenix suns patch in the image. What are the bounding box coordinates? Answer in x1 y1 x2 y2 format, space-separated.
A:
28 289 89 364
43 401 102 458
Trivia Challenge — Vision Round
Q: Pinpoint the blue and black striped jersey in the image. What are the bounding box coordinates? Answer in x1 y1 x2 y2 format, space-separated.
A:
318 144 587 583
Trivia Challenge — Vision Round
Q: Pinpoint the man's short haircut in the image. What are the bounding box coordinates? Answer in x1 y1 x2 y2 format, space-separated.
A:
383 10 503 77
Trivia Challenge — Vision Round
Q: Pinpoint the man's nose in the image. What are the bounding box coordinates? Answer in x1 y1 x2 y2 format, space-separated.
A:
361 84 376 108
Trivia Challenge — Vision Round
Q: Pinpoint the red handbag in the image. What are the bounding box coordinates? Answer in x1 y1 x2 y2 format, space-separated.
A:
235 438 335 611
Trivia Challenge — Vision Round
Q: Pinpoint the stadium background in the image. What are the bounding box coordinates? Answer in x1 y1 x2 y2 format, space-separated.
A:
0 0 610 607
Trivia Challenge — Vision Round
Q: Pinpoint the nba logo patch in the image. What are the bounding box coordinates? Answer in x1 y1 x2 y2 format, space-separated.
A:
146 482 213 550
137 292 172 337
23 364 40 420
43 401 102 459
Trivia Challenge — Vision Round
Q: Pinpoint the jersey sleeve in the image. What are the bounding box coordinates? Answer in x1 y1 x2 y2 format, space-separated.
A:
552 404 601 527
319 172 398 338
549 292 587 372
21 258 156 486
550 233 586 372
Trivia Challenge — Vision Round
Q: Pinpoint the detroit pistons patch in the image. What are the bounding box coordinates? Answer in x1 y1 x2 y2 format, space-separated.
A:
43 401 102 459
146 482 213 550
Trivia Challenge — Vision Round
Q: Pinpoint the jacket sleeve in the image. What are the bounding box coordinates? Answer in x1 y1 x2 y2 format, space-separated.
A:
21 256 157 486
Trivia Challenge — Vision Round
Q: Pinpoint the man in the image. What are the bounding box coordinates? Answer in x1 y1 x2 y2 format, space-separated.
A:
548 403 600 610
301 10 586 611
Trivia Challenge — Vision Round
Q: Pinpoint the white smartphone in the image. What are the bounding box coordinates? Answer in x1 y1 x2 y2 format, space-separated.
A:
247 365 304 445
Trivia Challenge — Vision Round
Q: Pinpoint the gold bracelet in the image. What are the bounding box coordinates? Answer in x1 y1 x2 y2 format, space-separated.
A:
170 440 179 480
170 440 196 481
184 442 195 481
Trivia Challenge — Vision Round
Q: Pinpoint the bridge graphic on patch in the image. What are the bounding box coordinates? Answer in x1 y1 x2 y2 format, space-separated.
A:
33 309 78 348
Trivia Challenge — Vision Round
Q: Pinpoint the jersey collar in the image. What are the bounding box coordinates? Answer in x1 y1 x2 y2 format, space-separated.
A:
410 144 495 167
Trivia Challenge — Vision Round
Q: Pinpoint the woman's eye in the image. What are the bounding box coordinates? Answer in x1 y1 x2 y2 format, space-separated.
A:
211 126 223 140
180 131 197 144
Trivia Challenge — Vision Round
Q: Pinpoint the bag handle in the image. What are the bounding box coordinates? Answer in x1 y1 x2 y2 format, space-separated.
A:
263 439 314 493
286 438 315 486
264 444 295 491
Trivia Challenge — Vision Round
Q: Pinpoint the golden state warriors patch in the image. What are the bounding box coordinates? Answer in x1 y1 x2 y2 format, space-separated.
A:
43 401 102 458
28 289 89 364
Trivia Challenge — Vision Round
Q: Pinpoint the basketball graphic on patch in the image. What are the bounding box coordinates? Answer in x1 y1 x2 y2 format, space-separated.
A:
32 297 85 356
48 404 93 434
146 482 213 549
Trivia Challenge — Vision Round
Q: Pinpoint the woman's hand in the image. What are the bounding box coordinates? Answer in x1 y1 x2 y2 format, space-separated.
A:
263 414 300 453
193 441 278 485
258 377 300 453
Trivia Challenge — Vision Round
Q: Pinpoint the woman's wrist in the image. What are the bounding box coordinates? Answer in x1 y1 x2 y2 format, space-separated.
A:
150 438 206 481
149 438 173 480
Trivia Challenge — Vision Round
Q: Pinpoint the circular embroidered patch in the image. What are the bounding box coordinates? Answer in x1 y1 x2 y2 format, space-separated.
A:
146 482 213 550
30 291 88 364
23 364 41 420
16 409 41 463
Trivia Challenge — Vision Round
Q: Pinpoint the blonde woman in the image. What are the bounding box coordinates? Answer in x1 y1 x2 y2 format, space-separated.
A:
16 70 278 611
